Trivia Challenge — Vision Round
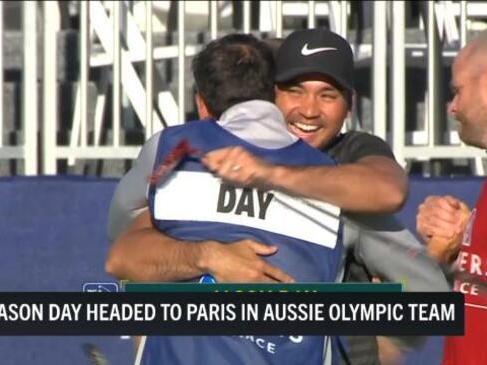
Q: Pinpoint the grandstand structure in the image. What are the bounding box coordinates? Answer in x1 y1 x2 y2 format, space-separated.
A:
0 0 487 177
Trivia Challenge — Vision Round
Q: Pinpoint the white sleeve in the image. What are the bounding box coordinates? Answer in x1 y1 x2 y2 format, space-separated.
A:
107 132 161 242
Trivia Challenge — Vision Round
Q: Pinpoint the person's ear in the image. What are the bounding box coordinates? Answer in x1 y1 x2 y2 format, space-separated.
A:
195 93 212 120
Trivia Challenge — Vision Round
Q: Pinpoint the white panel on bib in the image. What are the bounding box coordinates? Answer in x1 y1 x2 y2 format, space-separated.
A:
154 171 340 248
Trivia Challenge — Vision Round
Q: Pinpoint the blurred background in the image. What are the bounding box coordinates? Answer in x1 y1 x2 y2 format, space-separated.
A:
0 1 486 364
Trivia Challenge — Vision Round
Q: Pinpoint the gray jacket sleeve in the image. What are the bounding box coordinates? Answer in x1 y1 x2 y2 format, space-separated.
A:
106 132 161 242
342 213 450 352
343 213 450 292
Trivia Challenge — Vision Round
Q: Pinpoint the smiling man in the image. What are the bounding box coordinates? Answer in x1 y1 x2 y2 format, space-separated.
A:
275 29 353 149
276 72 349 145
416 31 487 365
180 29 443 365
203 29 407 213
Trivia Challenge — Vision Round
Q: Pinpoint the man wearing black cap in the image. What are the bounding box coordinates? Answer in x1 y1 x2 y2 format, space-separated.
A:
201 27 431 365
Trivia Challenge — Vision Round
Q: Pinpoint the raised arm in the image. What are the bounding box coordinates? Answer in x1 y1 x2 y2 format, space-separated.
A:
202 147 407 213
268 155 406 213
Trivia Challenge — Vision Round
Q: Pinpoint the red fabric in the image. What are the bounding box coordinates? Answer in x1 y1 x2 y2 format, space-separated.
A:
443 180 487 365
148 139 201 185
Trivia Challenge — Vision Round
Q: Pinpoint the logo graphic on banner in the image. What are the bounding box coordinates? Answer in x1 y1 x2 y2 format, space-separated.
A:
199 274 217 284
82 282 119 292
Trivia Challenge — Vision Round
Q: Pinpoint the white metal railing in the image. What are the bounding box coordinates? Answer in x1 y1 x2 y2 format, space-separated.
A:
1 1 487 176
0 1 37 175
390 0 487 174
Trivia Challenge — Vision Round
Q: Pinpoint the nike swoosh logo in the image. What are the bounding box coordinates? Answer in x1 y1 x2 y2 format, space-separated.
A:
301 43 337 56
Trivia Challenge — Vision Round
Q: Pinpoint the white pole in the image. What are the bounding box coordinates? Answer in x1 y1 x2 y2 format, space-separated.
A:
275 1 282 38
308 1 316 29
23 1 38 175
113 1 121 146
80 1 89 147
43 2 60 174
178 2 185 124
372 1 387 141
391 1 406 166
427 1 437 147
210 1 218 40
243 1 251 33
145 0 153 138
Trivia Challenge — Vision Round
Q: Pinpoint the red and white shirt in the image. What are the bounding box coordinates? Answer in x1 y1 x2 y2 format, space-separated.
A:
443 180 487 365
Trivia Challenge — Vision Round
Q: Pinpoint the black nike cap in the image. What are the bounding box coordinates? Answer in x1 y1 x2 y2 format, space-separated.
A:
275 28 354 92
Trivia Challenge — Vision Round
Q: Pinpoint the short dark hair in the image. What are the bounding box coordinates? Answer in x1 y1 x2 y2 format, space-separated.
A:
263 37 284 61
192 33 275 119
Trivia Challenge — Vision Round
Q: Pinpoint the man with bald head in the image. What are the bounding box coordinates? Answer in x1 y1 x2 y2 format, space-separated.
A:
416 31 487 365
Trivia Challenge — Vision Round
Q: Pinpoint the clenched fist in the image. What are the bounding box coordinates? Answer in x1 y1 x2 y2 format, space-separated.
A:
416 195 471 263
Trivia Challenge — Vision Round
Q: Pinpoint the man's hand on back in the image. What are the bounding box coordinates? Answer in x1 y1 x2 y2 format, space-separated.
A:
200 239 295 283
